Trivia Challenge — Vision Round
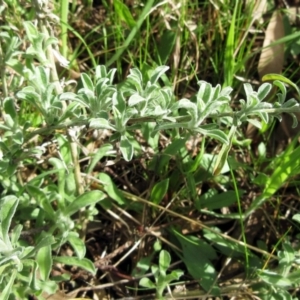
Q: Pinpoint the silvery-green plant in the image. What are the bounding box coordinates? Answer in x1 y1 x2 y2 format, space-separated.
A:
1 2 300 297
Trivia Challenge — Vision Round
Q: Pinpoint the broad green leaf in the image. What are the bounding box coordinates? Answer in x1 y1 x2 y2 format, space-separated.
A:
150 179 169 205
175 99 198 124
67 232 86 259
64 190 105 216
128 94 146 107
292 214 300 224
141 122 159 151
203 230 247 256
53 256 96 274
4 97 17 120
197 81 213 103
286 269 300 283
35 278 58 295
112 92 126 114
149 66 169 85
80 73 94 91
39 196 57 221
132 254 153 277
247 118 262 129
259 270 292 288
195 190 242 210
172 229 218 293
120 135 134 161
127 68 143 89
257 83 272 101
11 224 22 246
159 250 171 275
37 245 52 281
98 172 126 205
89 118 116 131
65 172 76 196
0 195 19 246
139 277 156 289
157 30 176 64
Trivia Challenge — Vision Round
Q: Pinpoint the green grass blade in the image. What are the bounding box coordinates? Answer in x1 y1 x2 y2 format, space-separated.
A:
262 73 300 97
106 0 155 67
224 2 239 87
60 0 69 58
246 144 300 216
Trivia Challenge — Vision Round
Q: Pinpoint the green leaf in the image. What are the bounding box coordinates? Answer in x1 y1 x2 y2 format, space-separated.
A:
257 83 272 101
0 195 19 247
175 99 198 124
151 138 187 174
36 279 58 295
132 254 153 277
128 94 146 107
98 172 126 205
37 245 52 281
67 232 86 259
262 74 300 97
157 30 177 64
64 190 106 216
203 230 246 256
4 97 17 120
23 235 55 259
195 127 229 144
11 224 22 246
159 250 171 275
87 144 114 174
113 0 136 29
292 214 300 224
273 80 287 104
224 1 238 86
173 230 218 293
1 269 17 300
246 142 300 216
149 66 169 85
120 135 134 161
112 91 127 114
80 73 94 91
195 190 242 210
150 179 169 205
259 270 293 288
89 118 116 131
139 277 156 289
53 256 96 274
106 0 156 67
213 124 236 175
263 146 300 197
